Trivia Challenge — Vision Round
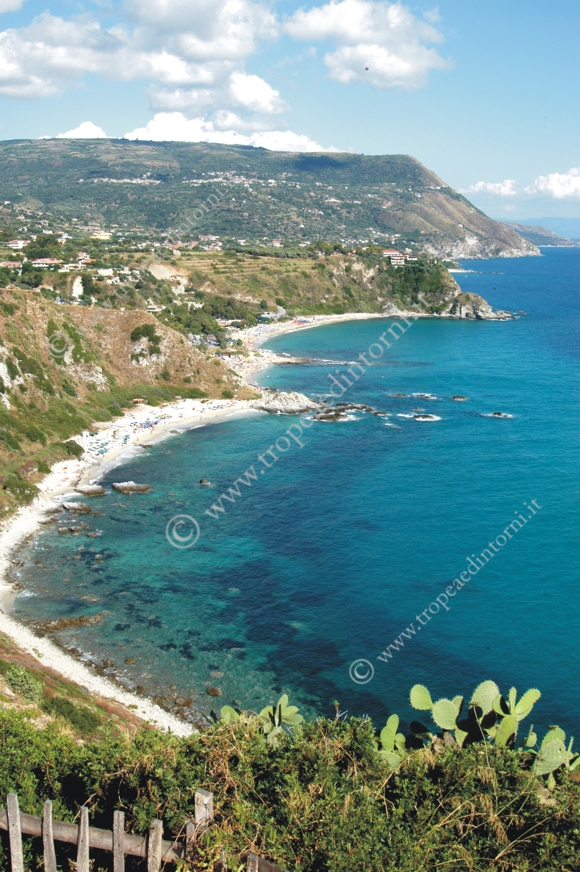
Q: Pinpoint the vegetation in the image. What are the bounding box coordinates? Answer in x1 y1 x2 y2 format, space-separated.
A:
0 140 530 257
0 674 580 871
0 291 242 516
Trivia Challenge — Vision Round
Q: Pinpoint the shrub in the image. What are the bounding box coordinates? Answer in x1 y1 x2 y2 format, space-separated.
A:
5 666 43 703
60 440 83 457
43 697 101 735
130 323 160 343
221 389 234 399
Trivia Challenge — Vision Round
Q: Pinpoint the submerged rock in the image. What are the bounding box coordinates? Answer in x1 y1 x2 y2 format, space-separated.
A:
112 481 153 494
207 686 222 697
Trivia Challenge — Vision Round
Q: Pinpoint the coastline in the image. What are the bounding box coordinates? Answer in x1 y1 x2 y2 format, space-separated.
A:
0 305 493 734
0 398 265 734
0 314 363 732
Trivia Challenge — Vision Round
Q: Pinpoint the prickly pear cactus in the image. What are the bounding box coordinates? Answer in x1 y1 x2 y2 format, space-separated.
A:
259 694 304 745
377 714 408 769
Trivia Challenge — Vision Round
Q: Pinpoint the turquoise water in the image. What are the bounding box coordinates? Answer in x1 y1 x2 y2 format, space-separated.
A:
14 248 580 731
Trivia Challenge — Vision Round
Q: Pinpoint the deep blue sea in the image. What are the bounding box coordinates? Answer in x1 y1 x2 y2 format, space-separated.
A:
14 248 580 732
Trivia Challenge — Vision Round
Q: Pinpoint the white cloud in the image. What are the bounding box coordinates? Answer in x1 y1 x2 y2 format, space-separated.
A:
460 179 518 197
285 0 450 89
525 167 580 200
123 111 336 151
0 0 25 13
229 70 285 113
0 0 278 107
57 121 108 138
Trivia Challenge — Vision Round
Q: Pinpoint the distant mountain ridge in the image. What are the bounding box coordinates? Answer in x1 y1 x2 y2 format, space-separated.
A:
0 140 538 259
503 222 579 247
506 217 580 241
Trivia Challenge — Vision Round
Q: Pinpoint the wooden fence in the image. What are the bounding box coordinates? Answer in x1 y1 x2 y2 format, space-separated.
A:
0 793 286 872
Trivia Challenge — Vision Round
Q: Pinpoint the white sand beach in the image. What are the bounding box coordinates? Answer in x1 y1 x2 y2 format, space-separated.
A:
0 398 262 734
0 310 399 734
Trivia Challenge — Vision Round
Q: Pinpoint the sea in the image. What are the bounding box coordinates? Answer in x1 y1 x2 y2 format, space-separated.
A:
13 247 580 733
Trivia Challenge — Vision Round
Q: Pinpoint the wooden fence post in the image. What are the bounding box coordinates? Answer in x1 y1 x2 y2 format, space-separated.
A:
246 855 259 872
184 821 195 860
77 807 90 872
42 801 57 872
194 790 213 830
6 794 23 872
113 810 125 872
147 819 163 872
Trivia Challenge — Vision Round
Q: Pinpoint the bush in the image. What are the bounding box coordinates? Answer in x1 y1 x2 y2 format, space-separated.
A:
130 323 159 343
43 697 101 735
61 440 83 457
221 389 234 399
5 666 43 703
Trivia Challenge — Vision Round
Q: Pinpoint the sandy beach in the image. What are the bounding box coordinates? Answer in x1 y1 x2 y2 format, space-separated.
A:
0 397 265 734
0 309 393 734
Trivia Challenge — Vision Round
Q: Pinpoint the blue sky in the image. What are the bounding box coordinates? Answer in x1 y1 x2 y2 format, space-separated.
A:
1 0 579 218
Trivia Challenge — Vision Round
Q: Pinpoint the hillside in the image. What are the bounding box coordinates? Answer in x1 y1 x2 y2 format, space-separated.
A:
0 289 245 516
0 140 538 259
1 674 580 872
503 221 579 247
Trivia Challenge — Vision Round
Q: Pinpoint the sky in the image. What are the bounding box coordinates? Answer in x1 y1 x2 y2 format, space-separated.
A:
0 0 579 219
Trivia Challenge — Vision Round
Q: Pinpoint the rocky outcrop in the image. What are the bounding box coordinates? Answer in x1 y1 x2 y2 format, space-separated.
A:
76 484 106 496
445 293 512 320
252 390 319 414
112 481 153 494
62 501 92 514
423 233 539 261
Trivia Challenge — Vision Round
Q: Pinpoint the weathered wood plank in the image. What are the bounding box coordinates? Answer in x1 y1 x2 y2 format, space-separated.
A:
194 790 214 829
42 801 57 872
246 855 287 872
113 811 125 872
184 821 195 860
77 807 89 872
6 794 23 872
0 810 181 862
147 820 163 872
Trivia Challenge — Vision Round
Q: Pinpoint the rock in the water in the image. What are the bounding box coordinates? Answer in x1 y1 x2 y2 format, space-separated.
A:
76 484 106 496
112 481 153 494
447 293 513 321
207 686 222 697
252 390 319 414
63 501 92 514
452 395 468 401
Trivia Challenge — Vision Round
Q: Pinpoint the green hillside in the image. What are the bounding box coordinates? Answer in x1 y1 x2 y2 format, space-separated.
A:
0 140 536 259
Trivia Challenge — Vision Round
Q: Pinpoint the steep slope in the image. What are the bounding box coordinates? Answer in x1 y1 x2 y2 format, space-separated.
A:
0 289 242 515
0 140 537 258
503 222 579 247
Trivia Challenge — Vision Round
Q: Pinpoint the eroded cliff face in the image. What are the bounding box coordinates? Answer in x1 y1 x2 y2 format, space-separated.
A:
446 293 512 320
423 233 539 261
